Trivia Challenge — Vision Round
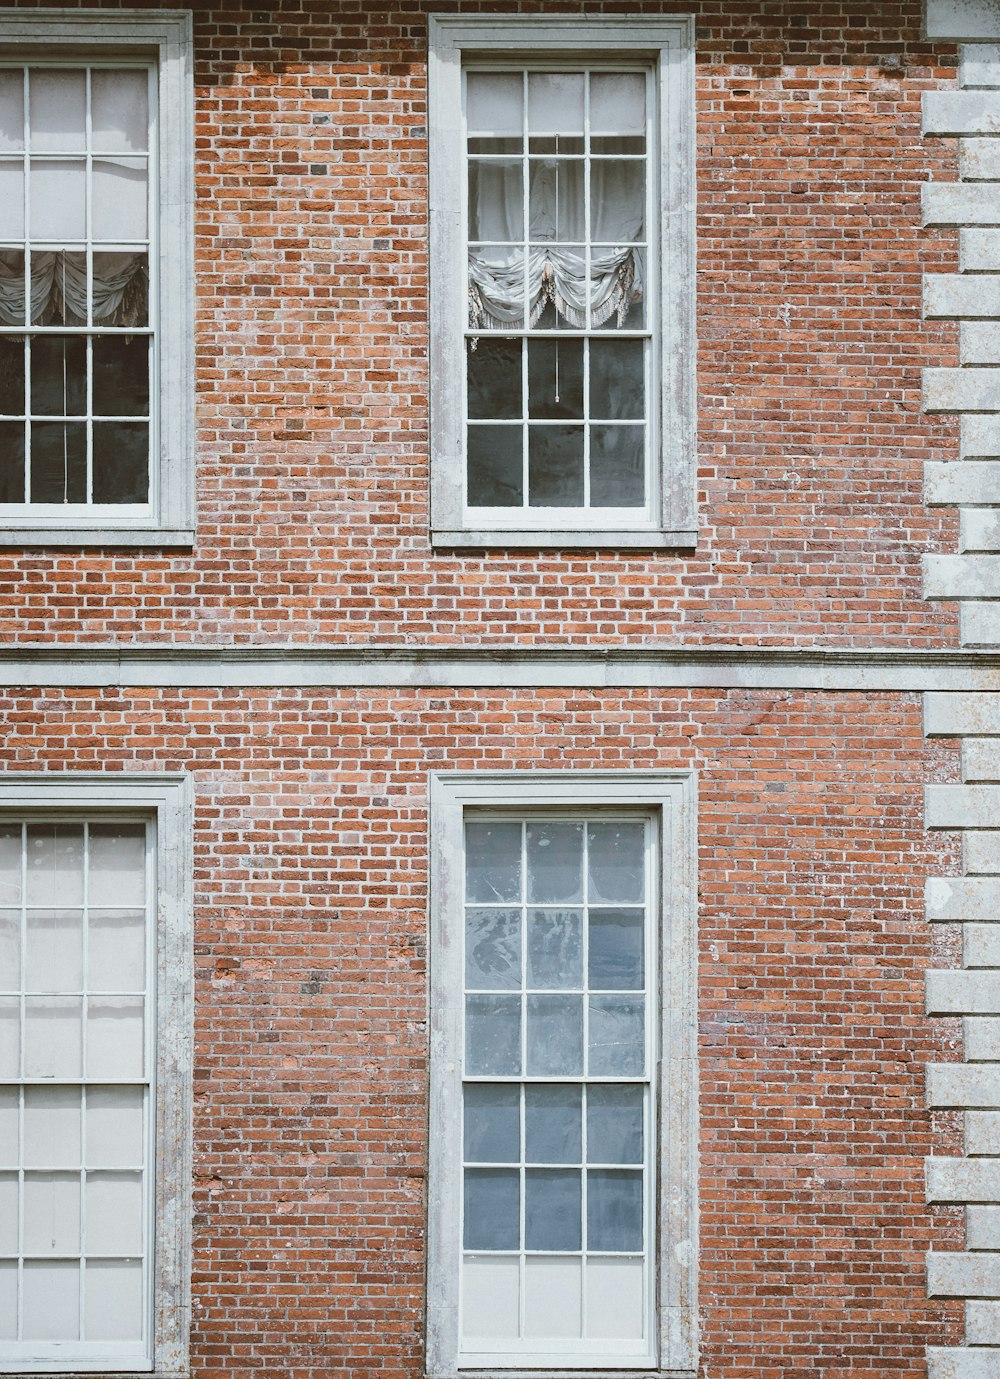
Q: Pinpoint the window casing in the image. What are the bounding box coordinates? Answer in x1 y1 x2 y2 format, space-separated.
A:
428 773 697 1377
0 775 192 1375
0 11 193 547
428 17 695 549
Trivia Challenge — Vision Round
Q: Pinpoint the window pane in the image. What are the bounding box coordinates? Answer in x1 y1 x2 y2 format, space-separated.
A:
0 337 24 414
524 1256 582 1338
589 340 644 421
92 337 149 417
24 997 82 1078
587 1169 642 1251
587 995 644 1076
86 997 144 1079
464 1168 519 1250
528 425 584 507
29 70 86 152
85 1171 143 1255
467 72 522 139
469 246 526 331
85 1086 144 1169
591 426 645 507
465 822 521 903
25 910 84 992
0 1174 16 1252
526 822 583 904
0 249 26 329
88 823 146 906
0 1263 14 1339
528 73 584 134
0 825 20 904
525 1084 581 1164
526 908 583 989
465 994 520 1076
93 251 149 327
588 909 644 991
24 1087 81 1168
92 423 149 504
590 73 645 136
31 251 86 328
89 911 146 993
21 1260 80 1340
464 1084 519 1164
0 1000 18 1078
85 1259 143 1341
467 337 521 420
526 994 583 1076
0 912 16 987
30 335 86 416
29 422 87 503
529 161 584 241
0 423 25 501
23 1172 80 1255
92 158 147 241
0 72 23 152
597 248 645 330
0 1088 17 1166
586 1257 644 1339
591 162 644 243
463 1255 519 1339
467 424 523 506
91 70 148 154
528 338 583 420
525 1168 581 1250
0 164 23 242
587 1086 643 1164
465 908 520 990
30 160 86 240
469 159 522 241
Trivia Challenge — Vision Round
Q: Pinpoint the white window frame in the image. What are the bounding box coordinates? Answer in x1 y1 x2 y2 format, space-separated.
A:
0 10 194 548
428 771 698 1377
428 15 696 550
0 773 193 1375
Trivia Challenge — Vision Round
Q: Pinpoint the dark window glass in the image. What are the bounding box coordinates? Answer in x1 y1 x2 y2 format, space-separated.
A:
92 422 148 503
93 336 149 417
30 422 86 502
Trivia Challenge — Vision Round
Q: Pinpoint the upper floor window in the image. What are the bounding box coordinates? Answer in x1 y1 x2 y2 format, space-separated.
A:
0 12 193 548
429 16 695 550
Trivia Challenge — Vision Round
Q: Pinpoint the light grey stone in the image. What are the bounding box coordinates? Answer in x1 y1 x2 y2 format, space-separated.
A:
928 1062 1000 1107
967 831 1000 874
925 554 1000 597
928 0 1000 40
963 741 1000 780
961 507 1000 549
925 91 1000 134
928 274 1000 317
928 1346 1000 1377
968 1110 1000 1154
962 602 1000 645
925 368 1000 412
963 322 1000 364
967 925 1000 965
926 461 1000 504
968 1207 1000 1249
962 139 1000 180
925 182 1000 225
927 971 1000 1012
927 1158 1000 1201
963 413 1000 455
967 1299 1000 1343
927 877 1000 920
967 1018 1000 1059
963 43 1000 85
927 699 1000 737
927 1250 1000 1295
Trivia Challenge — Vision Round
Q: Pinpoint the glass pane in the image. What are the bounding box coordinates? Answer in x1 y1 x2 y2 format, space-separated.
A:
525 1168 581 1250
591 426 645 508
526 908 582 990
524 1256 582 1339
0 1000 18 1078
88 911 146 993
464 1083 519 1163
465 994 520 1076
24 996 82 1078
92 158 147 240
528 425 584 507
0 1262 13 1339
587 1086 643 1164
465 821 521 903
0 71 23 151
469 245 526 331
29 70 86 151
586 1257 644 1339
0 164 24 239
588 823 645 904
0 423 25 501
0 1174 16 1253
467 337 521 421
30 335 86 416
86 1085 144 1168
588 996 644 1076
0 911 18 986
526 822 583 904
589 340 644 421
525 1084 581 1164
0 825 20 904
29 422 87 503
30 159 86 239
93 250 149 327
85 1259 143 1341
26 825 83 905
30 250 86 328
92 337 150 418
588 910 644 991
465 908 520 990
528 73 584 134
0 1088 17 1167
529 160 584 241
0 247 25 330
463 1167 519 1249
88 824 145 906
587 1169 642 1251
597 249 645 330
469 159 522 241
0 337 24 414
528 339 583 420
23 1171 80 1254
22 1260 80 1340
91 70 148 153
462 1255 519 1339
24 1086 81 1168
591 162 644 243
25 910 84 992
468 424 523 506
467 72 522 138
85 1171 143 1254
526 994 583 1076
92 423 150 504
86 997 144 1079
590 73 646 135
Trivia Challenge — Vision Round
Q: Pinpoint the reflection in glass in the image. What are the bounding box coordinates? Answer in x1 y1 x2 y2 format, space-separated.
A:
465 908 520 990
525 1168 580 1250
464 1168 519 1250
464 1084 520 1164
526 994 583 1076
526 822 583 904
587 1169 643 1251
465 994 521 1076
588 995 644 1076
526 908 582 989
588 909 644 991
587 822 645 904
525 1085 581 1164
465 822 522 903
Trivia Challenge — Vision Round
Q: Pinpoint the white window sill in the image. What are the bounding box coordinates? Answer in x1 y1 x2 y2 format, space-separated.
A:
0 527 196 547
431 527 699 550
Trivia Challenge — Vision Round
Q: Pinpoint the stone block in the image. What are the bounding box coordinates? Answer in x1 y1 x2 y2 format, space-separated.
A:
927 699 1000 737
928 1251 1000 1295
925 91 1000 134
967 1299 1000 1343
961 507 1000 550
967 1018 1000 1059
968 1206 1000 1248
926 461 1000 505
963 741 1000 780
927 1157 1000 1202
925 554 1000 598
962 43 1000 85
928 1062 1000 1107
961 602 1000 645
962 412 1000 455
924 367 1000 412
928 0 1000 40
926 877 1000 920
925 182 1000 225
963 228 1000 270
966 925 1000 966
967 831 1000 872
928 1346 1000 1378
962 322 1000 364
962 138 1000 179
927 971 1000 1013
968 1111 1000 1153
928 274 1000 318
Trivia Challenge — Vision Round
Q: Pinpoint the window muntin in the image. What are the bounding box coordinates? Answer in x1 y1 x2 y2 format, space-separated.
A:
0 819 155 1370
0 64 154 515
460 813 656 1363
464 67 655 525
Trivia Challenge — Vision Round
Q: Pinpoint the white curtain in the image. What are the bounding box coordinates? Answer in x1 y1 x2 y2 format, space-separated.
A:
468 159 644 331
0 252 147 328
